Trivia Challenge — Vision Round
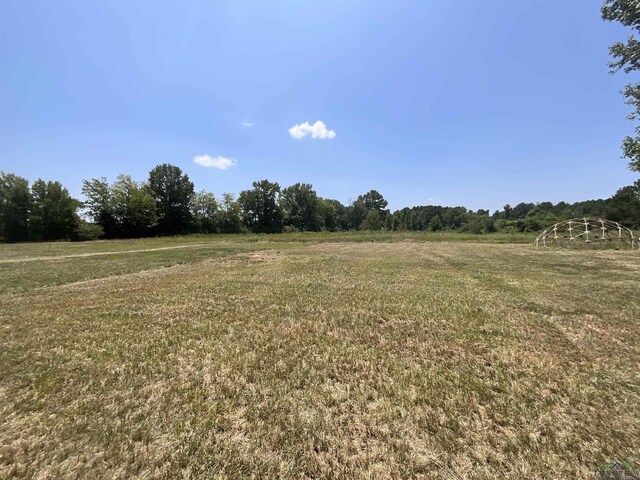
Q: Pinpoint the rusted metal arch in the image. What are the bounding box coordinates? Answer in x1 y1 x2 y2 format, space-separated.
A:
534 217 637 249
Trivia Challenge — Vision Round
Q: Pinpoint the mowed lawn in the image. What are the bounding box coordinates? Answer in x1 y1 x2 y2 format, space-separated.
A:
1 237 639 479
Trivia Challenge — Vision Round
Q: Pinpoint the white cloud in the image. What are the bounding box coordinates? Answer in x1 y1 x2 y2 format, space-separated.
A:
289 120 336 140
240 121 255 128
193 154 238 170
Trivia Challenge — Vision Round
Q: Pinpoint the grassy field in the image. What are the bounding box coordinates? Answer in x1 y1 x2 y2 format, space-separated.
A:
1 234 639 478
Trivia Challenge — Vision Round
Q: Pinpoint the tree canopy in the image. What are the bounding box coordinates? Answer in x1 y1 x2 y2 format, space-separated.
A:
82 177 117 238
0 172 30 242
111 175 157 238
191 190 218 234
29 180 79 241
238 180 283 233
603 0 640 171
148 164 195 235
281 183 319 231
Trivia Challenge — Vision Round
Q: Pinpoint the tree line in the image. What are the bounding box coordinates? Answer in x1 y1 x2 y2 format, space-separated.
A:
1 165 639 242
388 184 640 234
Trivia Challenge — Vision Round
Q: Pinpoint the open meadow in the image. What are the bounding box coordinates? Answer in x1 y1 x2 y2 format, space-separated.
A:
1 234 639 479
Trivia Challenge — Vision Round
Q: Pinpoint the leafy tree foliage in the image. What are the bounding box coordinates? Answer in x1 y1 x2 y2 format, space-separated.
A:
360 210 382 230
328 199 351 230
428 214 443 231
607 179 640 226
318 198 350 231
358 190 388 212
511 202 535 219
148 164 195 235
111 175 157 238
191 190 218 234
281 183 319 231
387 205 471 232
347 200 367 230
2 165 639 242
217 193 244 233
603 0 640 171
82 177 118 238
461 215 496 234
490 183 640 231
1 173 81 242
347 190 390 230
29 180 79 241
75 221 104 241
83 175 156 238
410 210 426 230
238 180 283 233
0 172 30 242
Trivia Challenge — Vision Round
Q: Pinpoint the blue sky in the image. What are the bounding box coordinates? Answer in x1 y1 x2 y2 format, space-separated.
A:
1 0 638 212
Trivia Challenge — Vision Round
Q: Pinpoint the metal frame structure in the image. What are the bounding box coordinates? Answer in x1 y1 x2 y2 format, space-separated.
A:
534 217 637 249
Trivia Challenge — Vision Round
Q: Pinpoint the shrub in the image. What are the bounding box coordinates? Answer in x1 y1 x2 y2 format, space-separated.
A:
74 221 104 241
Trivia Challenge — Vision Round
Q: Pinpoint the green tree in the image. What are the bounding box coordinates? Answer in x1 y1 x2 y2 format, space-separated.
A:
323 199 349 230
281 183 320 231
148 164 195 235
384 214 394 231
396 208 412 230
112 175 157 237
410 210 426 230
312 198 349 231
462 216 496 234
607 180 640 227
360 209 382 230
0 172 30 242
347 200 367 230
352 190 389 230
428 214 443 231
75 221 104 241
503 204 513 220
357 190 388 212
238 180 283 233
217 193 243 233
603 0 640 171
29 179 80 241
82 177 116 238
191 190 218 233
511 202 535 219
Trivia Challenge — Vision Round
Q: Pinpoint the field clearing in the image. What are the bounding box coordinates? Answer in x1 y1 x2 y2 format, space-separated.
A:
0 231 534 262
1 237 639 478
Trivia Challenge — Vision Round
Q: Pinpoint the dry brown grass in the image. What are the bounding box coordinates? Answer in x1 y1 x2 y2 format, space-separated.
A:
1 240 639 479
